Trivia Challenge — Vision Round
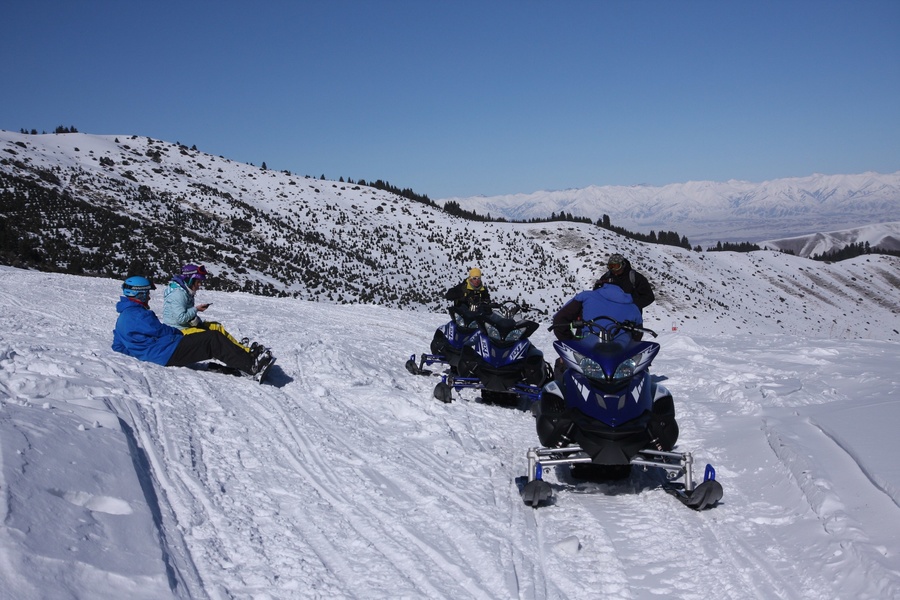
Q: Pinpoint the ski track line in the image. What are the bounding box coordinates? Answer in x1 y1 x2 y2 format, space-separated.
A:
764 418 900 599
192 370 384 589
284 349 518 599
240 395 416 597
148 377 254 598
134 369 347 598
664 346 852 599
428 381 615 600
107 368 209 600
513 500 556 600
308 334 580 599
408 373 576 600
389 344 633 600
139 346 471 598
295 432 488 595
531 483 633 599
110 358 350 598
811 418 900 512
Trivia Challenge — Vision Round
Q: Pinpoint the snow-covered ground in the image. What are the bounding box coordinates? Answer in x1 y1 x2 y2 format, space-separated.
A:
1 266 898 599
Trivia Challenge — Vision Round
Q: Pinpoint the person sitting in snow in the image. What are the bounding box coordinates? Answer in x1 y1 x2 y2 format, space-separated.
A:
112 275 272 377
444 267 492 313
162 264 259 354
592 253 655 312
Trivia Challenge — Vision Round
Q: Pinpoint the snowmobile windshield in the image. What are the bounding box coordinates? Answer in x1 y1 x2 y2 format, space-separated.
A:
450 306 481 330
483 313 538 346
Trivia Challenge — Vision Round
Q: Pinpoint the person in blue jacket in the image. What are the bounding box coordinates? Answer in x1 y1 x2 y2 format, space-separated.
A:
549 281 643 381
551 281 643 346
112 275 271 376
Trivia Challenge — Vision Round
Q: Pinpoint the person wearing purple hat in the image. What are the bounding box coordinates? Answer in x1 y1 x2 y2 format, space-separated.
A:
162 264 254 352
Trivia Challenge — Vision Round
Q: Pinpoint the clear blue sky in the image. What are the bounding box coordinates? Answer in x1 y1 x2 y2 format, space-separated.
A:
3 1 898 198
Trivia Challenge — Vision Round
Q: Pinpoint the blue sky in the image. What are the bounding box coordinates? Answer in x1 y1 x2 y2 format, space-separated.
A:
2 1 898 198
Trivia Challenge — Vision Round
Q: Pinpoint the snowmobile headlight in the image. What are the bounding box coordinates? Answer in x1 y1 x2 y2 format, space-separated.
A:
574 352 604 379
506 327 526 342
453 313 478 330
613 358 636 381
485 323 502 342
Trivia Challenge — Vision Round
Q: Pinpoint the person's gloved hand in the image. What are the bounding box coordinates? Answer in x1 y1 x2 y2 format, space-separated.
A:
571 320 585 339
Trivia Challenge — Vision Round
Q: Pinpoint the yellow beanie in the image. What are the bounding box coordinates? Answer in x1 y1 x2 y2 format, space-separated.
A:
469 268 482 278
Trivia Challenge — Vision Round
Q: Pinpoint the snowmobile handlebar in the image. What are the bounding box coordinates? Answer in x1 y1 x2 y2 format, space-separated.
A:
485 300 547 319
548 316 658 339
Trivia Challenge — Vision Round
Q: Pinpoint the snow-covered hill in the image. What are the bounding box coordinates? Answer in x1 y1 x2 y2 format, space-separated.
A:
762 221 900 258
1 266 899 599
2 130 899 343
438 172 900 248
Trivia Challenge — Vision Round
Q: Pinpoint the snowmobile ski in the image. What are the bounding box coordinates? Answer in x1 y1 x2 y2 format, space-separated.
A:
520 445 722 510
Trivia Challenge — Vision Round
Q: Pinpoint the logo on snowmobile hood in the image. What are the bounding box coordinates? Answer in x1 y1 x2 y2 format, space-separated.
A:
475 335 529 366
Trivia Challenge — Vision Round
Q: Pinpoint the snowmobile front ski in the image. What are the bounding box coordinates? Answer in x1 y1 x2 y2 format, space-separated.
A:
406 352 446 376
664 463 724 510
521 445 722 510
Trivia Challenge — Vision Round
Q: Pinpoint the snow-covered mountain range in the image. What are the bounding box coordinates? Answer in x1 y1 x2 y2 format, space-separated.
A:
1 130 898 342
438 173 900 250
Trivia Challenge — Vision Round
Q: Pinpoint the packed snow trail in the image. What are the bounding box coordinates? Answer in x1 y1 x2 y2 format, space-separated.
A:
1 268 899 599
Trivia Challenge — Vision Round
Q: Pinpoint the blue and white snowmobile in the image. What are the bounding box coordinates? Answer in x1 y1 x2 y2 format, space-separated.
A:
406 304 485 376
433 300 552 409
520 317 723 510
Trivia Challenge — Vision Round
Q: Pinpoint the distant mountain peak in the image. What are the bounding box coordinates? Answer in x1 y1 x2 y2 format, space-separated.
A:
438 171 900 248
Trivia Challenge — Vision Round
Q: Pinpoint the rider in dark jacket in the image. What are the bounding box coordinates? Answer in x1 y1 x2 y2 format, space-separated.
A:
445 267 491 311
592 253 654 311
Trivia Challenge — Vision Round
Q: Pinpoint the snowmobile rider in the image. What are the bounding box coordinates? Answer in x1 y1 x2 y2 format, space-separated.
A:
552 281 643 345
592 253 655 311
162 264 254 353
444 267 492 313
553 283 644 381
550 281 643 380
113 275 271 377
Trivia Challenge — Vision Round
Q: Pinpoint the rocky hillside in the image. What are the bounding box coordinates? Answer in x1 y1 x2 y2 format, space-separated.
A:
1 130 898 341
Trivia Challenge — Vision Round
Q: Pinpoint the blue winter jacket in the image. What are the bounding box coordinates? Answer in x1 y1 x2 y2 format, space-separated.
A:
162 277 199 329
112 297 183 365
556 284 643 345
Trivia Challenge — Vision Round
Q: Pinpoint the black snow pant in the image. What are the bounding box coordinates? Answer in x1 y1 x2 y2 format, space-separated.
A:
166 330 253 374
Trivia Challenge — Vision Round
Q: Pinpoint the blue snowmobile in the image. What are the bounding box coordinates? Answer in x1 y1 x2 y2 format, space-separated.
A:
406 304 486 376
520 317 723 510
433 300 552 409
